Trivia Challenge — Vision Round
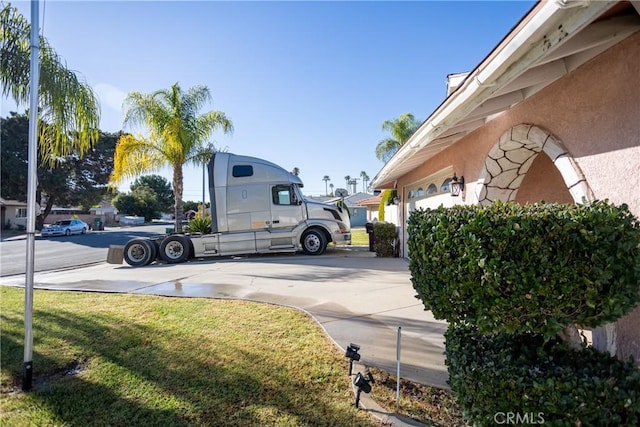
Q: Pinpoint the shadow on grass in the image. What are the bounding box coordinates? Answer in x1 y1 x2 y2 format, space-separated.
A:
1 301 368 426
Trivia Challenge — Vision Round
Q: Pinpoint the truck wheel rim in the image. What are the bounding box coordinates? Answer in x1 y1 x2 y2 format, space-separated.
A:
165 241 184 259
305 235 320 252
128 244 146 262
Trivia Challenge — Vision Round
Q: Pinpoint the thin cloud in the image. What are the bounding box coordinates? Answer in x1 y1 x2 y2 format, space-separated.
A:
94 83 126 113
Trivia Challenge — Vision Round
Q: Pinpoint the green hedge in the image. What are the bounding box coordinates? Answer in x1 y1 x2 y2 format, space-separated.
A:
373 222 398 257
445 325 640 427
407 201 640 339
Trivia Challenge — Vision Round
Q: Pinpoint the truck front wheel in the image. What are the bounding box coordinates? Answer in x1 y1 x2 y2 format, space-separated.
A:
160 235 191 263
301 229 327 255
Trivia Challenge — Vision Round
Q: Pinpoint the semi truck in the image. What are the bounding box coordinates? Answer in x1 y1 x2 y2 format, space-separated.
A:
121 152 352 266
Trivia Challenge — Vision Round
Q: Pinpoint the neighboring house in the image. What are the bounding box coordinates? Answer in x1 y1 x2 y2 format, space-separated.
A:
42 200 118 227
90 200 118 216
356 195 382 222
89 200 118 227
325 192 372 227
0 197 28 230
371 2 640 363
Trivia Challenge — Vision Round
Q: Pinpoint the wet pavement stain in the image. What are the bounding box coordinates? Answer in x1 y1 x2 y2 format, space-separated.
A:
134 281 246 298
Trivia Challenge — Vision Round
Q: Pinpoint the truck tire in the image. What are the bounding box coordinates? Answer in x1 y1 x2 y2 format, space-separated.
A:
160 235 191 263
124 239 155 266
301 229 327 255
145 239 158 264
148 239 160 261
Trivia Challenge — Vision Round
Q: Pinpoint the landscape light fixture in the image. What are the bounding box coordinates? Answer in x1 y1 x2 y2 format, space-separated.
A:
345 343 361 375
450 173 465 197
353 370 374 408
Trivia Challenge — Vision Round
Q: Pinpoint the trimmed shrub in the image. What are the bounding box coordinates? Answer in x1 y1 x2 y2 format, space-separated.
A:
407 201 640 340
445 325 640 427
373 222 398 257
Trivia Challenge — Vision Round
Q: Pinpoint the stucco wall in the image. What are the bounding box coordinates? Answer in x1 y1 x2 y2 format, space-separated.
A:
1 206 26 229
515 153 573 205
496 31 640 214
396 32 640 362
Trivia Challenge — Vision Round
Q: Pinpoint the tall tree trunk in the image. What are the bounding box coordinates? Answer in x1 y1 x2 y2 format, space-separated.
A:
38 192 54 230
173 165 184 233
557 323 585 351
35 188 46 229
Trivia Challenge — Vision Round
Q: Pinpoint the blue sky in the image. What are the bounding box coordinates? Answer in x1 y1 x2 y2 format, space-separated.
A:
2 0 535 201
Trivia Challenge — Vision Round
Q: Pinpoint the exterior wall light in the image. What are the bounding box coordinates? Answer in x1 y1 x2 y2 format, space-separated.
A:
353 370 374 408
451 173 465 197
345 343 361 375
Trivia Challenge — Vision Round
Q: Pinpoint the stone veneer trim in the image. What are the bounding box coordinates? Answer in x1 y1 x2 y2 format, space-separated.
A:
477 124 595 206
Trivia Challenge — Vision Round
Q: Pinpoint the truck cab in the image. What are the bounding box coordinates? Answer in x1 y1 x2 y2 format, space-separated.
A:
190 152 351 258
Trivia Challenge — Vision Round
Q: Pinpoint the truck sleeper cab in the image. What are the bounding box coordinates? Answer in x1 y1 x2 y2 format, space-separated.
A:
121 152 351 266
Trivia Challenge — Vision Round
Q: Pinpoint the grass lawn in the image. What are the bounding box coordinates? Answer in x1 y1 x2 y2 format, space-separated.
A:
1 286 466 426
350 227 369 246
0 287 378 426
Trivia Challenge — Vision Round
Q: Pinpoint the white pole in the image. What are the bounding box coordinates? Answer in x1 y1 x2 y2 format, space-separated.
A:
396 326 401 409
202 163 205 216
23 0 40 392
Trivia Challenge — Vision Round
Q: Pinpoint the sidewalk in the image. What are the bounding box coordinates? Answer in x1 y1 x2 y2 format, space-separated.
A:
1 247 449 424
0 229 27 242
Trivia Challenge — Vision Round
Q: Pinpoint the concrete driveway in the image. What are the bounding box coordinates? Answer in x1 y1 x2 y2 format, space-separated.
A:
1 246 449 388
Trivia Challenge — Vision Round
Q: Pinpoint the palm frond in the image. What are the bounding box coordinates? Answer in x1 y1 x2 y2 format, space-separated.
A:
375 138 400 162
109 134 167 185
186 142 216 166
116 82 234 231
183 84 211 116
1 3 100 166
376 113 421 162
1 4 30 102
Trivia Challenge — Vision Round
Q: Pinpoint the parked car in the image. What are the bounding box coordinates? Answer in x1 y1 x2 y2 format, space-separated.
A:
41 219 89 237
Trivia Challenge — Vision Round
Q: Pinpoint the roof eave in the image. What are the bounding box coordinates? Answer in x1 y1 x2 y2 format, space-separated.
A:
371 0 620 189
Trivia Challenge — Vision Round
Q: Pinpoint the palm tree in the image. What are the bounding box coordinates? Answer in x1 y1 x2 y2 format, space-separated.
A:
349 179 358 194
344 175 351 191
375 112 420 163
1 4 100 164
360 171 370 192
322 175 330 196
109 82 233 232
329 183 334 196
